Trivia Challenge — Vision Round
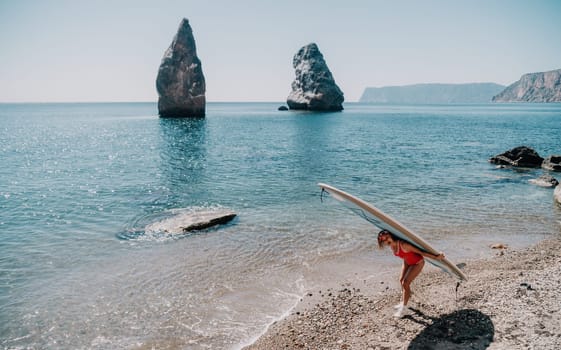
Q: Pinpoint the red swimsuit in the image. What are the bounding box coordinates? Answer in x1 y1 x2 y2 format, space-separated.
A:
394 241 423 265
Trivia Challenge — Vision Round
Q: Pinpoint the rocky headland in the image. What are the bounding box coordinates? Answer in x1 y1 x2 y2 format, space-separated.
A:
156 18 206 117
360 83 505 104
492 69 561 103
287 43 344 111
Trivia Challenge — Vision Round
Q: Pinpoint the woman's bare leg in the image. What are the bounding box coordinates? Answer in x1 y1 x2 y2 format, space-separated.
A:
401 259 425 306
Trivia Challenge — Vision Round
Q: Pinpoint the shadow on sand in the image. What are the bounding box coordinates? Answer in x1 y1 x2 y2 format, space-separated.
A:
406 308 494 349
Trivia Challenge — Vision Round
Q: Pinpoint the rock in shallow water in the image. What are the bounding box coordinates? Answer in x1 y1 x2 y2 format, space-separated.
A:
489 146 544 168
529 175 559 188
542 155 561 172
145 209 236 234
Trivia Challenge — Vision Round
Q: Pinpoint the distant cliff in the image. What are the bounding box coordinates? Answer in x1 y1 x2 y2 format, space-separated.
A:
492 69 561 102
359 83 505 104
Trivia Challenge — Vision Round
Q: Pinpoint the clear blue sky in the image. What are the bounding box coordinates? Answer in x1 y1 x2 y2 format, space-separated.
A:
1 0 560 102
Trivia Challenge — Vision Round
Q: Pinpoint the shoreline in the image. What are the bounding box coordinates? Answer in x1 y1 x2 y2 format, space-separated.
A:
243 233 561 349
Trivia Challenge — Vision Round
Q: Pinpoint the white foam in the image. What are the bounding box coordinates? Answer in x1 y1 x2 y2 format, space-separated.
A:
234 277 305 350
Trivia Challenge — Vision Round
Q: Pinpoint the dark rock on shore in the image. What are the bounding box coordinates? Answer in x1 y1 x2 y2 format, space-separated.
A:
542 155 561 171
492 69 561 102
156 18 206 118
287 43 344 111
489 146 544 168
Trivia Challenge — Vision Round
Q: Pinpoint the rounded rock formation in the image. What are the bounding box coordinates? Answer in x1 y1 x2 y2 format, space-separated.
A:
287 43 344 111
489 146 544 168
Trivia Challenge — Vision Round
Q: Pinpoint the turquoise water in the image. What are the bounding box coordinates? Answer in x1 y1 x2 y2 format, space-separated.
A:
1 102 560 349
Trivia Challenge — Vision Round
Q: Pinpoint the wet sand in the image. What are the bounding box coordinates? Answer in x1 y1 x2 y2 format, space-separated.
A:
244 236 561 349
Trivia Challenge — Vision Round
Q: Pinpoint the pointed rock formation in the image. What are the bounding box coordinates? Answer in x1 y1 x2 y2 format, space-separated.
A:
492 69 561 102
287 43 344 111
156 18 206 117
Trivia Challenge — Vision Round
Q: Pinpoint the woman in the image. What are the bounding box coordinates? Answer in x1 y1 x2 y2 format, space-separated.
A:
377 229 445 317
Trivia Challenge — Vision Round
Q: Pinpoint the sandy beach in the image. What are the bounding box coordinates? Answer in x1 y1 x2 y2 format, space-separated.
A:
244 234 561 350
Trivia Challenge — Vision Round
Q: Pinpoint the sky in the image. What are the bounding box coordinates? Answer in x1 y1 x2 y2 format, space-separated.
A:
0 0 560 102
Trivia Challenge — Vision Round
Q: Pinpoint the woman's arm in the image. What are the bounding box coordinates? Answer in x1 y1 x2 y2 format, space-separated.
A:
400 241 445 260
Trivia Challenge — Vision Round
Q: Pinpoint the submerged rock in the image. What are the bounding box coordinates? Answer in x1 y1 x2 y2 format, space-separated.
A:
156 18 206 117
529 175 559 188
489 146 544 168
555 186 561 205
542 155 561 172
287 43 344 111
145 208 236 234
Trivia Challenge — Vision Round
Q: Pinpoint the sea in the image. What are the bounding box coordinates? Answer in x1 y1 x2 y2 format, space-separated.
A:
1 102 560 349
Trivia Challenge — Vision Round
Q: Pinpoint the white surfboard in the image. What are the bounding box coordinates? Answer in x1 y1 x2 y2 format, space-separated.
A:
318 183 467 281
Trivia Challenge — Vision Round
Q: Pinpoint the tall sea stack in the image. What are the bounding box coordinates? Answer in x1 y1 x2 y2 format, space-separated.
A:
287 43 344 111
156 18 206 117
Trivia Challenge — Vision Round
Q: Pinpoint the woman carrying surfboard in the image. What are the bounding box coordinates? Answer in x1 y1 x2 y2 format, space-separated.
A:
378 229 445 318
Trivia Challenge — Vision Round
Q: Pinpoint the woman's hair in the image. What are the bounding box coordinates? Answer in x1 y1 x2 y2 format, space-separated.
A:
377 229 400 249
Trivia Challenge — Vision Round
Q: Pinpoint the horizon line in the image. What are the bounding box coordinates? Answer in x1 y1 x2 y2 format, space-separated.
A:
0 100 299 104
